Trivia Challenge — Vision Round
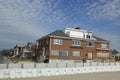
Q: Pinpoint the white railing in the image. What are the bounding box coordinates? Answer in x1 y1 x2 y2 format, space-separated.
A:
0 62 120 79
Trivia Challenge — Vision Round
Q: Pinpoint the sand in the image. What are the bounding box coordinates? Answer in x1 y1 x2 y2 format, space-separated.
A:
1 71 120 80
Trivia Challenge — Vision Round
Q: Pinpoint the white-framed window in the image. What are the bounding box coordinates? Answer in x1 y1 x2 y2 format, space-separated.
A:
73 51 80 56
86 35 91 39
101 43 107 48
72 40 81 46
53 39 62 45
87 42 94 47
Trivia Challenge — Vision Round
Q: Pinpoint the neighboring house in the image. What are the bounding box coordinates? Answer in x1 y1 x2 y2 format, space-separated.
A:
111 50 120 61
13 42 36 58
37 27 110 63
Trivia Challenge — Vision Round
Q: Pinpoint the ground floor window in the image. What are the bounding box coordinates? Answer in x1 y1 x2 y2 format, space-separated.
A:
97 53 109 58
73 51 80 56
51 50 68 56
59 50 68 56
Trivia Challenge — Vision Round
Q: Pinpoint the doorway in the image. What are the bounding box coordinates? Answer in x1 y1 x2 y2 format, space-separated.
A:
88 53 92 59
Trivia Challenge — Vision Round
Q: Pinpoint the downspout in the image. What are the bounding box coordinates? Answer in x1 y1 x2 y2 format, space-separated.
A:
49 37 51 58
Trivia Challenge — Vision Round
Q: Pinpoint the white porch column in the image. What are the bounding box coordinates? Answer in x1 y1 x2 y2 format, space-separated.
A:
42 47 45 56
16 48 19 56
13 49 16 56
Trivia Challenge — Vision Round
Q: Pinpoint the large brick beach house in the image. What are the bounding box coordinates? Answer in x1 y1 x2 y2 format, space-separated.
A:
36 27 110 63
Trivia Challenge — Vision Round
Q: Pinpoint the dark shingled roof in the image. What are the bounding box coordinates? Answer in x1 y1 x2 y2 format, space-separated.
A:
38 30 109 43
38 30 69 40
93 36 109 42
49 30 69 37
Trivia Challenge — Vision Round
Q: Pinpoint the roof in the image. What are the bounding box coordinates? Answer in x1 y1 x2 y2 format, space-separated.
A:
38 30 69 40
38 30 109 43
93 36 110 42
49 30 69 37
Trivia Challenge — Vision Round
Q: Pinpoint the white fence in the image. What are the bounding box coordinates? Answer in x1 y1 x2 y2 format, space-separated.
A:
0 62 120 79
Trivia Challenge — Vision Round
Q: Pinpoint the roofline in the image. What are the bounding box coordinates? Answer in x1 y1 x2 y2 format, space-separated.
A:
37 35 110 43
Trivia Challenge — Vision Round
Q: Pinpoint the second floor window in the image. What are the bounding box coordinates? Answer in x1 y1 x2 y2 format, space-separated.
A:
87 42 94 47
72 40 80 46
53 39 62 45
101 43 107 48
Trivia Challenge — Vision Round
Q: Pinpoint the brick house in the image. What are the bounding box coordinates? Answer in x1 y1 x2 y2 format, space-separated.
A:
36 27 110 63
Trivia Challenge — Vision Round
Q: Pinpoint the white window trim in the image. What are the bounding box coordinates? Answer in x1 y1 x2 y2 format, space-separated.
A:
101 43 107 49
86 35 91 39
72 40 81 46
53 39 62 45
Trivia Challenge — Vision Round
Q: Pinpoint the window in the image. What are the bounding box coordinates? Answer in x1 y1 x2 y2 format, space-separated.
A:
101 44 107 48
73 51 80 56
53 39 62 45
97 53 109 58
51 50 68 56
51 50 59 56
66 31 70 36
72 40 80 46
87 42 94 46
59 50 68 56
46 39 49 44
86 35 90 39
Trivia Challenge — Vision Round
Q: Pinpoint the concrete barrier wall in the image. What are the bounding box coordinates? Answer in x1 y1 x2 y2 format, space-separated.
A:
23 63 35 69
0 64 7 69
8 64 21 69
75 63 84 67
0 62 120 79
0 62 120 69
0 66 120 79
57 63 67 68
36 63 46 68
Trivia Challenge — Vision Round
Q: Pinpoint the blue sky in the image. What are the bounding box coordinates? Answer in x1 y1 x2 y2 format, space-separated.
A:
0 0 120 49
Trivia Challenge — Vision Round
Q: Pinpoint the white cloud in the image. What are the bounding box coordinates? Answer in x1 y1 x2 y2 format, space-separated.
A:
0 0 66 48
85 0 120 20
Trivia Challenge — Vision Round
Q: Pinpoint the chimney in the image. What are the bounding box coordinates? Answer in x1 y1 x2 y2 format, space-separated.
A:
75 27 80 30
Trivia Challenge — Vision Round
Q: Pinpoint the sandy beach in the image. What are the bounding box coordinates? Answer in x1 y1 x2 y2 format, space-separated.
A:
1 71 120 80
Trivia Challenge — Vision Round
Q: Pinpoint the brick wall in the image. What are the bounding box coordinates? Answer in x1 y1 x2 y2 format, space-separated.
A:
37 37 110 61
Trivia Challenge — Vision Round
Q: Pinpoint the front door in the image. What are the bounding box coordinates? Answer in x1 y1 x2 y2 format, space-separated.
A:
88 53 92 59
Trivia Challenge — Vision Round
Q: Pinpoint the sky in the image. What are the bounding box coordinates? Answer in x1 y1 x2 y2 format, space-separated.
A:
0 0 120 49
